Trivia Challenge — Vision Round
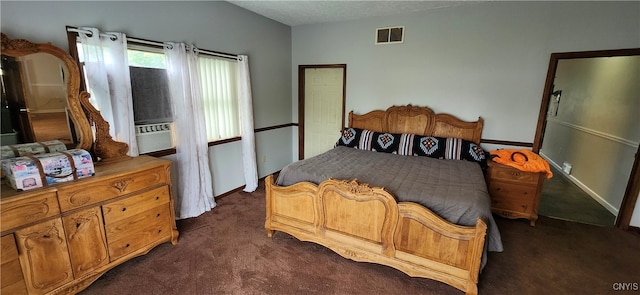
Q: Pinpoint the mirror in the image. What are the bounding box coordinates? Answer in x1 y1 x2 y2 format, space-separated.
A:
1 33 92 152
533 48 640 229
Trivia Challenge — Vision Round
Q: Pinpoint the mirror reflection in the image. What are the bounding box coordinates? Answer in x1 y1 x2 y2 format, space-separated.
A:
1 52 76 146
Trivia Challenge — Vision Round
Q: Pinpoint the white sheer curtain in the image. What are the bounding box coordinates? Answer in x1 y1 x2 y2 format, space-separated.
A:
164 42 216 219
77 27 138 156
237 55 258 192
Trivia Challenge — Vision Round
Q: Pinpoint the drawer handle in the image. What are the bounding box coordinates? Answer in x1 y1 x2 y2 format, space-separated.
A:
157 229 162 234
125 243 130 248
156 213 161 217
155 196 160 200
121 207 127 212
521 205 528 210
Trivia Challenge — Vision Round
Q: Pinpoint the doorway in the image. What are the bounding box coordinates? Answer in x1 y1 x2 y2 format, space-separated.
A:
298 64 346 160
533 48 640 229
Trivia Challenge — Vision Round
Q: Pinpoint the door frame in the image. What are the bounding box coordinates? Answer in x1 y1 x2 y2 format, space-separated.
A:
298 64 347 160
532 48 640 229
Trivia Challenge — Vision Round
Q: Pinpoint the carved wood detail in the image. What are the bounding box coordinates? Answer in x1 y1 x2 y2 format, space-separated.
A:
62 207 109 278
349 104 483 144
10 199 51 222
78 92 130 162
266 174 487 295
16 219 73 294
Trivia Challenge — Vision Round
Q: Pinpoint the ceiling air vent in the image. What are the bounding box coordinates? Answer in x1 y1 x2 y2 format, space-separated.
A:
376 26 404 44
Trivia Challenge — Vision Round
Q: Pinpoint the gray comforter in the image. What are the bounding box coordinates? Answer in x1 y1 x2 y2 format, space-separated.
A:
277 146 504 269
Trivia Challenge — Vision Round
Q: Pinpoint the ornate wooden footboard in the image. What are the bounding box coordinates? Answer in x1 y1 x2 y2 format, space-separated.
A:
265 175 487 295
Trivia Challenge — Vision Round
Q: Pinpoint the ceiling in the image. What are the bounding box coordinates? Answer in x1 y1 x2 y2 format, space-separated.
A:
227 1 480 27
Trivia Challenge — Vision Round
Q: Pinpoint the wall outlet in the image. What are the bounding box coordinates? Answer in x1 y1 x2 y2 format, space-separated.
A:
562 162 572 174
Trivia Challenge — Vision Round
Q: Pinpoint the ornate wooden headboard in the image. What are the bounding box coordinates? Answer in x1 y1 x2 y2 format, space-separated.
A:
348 105 484 144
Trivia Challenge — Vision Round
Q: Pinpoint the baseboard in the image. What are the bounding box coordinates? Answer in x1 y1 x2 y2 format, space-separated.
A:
540 152 619 215
214 170 281 200
628 226 640 234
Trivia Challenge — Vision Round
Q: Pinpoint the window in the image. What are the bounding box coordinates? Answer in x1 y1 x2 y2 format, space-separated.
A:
127 47 241 143
198 55 239 141
75 38 240 154
127 47 175 153
127 48 172 126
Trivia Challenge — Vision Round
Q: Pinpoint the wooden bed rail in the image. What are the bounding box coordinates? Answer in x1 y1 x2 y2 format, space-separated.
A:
265 174 487 295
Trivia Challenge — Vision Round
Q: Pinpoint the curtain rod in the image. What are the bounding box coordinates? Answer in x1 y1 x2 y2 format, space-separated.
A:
193 48 238 60
67 27 239 60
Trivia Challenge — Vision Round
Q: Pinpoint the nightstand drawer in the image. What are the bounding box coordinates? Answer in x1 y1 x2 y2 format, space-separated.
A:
489 166 541 184
491 195 533 214
488 181 537 200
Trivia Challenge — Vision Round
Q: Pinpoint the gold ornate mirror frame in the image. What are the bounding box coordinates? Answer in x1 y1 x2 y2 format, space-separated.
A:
2 33 129 162
1 32 93 152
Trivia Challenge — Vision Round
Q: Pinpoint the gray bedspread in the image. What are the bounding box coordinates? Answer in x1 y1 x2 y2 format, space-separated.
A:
277 146 504 269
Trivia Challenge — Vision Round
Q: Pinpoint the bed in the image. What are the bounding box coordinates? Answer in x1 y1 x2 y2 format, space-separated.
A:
265 105 503 295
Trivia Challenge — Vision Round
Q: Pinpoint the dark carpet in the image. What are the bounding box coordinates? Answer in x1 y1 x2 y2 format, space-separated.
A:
79 180 640 295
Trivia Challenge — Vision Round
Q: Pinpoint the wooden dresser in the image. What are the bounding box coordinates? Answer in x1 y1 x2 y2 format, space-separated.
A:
486 160 546 226
0 155 179 295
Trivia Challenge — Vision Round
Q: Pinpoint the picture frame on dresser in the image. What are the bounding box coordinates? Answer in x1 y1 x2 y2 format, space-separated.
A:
1 33 179 295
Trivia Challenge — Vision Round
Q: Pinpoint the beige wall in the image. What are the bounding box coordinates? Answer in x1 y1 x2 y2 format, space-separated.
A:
540 56 639 214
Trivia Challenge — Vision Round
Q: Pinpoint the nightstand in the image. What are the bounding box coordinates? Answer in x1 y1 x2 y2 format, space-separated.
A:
486 159 546 226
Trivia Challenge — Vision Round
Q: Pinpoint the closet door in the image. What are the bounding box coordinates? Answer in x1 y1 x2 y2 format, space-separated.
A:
300 65 346 159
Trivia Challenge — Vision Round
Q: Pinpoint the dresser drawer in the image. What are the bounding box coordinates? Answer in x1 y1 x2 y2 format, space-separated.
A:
1 235 27 294
57 166 168 211
102 185 170 224
1 234 19 264
105 205 172 261
489 165 541 185
1 192 60 232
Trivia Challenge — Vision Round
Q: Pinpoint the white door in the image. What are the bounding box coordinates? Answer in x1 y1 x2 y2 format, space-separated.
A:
303 67 344 159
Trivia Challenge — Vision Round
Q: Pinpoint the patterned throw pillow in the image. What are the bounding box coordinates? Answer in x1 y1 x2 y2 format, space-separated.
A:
443 137 487 167
336 128 486 167
400 135 487 166
356 129 401 153
335 128 363 148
